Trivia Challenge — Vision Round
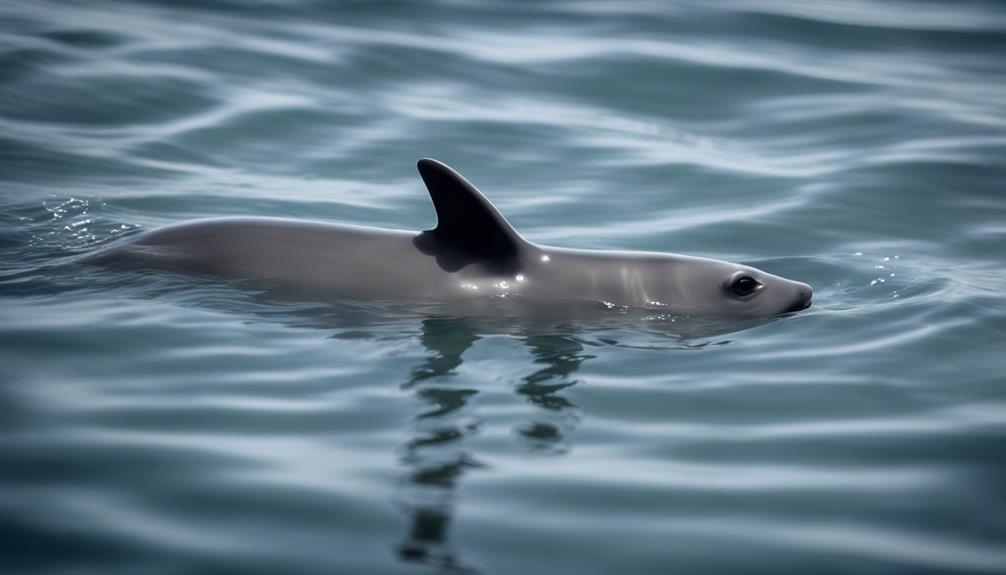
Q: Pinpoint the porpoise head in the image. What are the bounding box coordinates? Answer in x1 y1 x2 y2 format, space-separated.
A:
663 256 813 317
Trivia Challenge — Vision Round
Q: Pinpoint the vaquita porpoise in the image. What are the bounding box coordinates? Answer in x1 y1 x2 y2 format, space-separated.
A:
84 159 812 318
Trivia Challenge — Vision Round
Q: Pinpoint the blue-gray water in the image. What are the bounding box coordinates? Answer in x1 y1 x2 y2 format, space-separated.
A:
2 1 1005 573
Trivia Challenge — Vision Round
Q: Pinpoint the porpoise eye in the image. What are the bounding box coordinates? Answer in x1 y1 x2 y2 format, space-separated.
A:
727 274 763 297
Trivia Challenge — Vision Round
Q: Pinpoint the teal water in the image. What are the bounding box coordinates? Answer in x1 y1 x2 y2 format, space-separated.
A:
2 1 1006 573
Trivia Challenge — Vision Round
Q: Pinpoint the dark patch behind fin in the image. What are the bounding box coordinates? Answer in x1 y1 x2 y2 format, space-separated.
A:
413 159 524 273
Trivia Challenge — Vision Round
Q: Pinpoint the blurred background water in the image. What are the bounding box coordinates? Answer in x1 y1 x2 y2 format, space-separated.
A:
2 0 1006 573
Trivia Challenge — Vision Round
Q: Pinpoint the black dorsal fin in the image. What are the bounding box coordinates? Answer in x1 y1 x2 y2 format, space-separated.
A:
414 158 524 272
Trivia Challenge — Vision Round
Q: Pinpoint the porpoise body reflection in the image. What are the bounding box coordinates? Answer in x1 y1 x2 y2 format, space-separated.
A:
85 159 812 319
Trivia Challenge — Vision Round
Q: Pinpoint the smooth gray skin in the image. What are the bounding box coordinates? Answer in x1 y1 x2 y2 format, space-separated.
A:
85 159 812 318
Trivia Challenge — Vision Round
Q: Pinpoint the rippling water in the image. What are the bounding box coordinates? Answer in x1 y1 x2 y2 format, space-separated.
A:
2 1 1006 573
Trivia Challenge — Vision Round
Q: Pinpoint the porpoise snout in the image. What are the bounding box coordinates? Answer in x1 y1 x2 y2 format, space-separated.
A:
784 282 813 313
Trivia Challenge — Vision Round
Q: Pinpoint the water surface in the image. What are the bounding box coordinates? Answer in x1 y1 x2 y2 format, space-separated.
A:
2 1 1006 573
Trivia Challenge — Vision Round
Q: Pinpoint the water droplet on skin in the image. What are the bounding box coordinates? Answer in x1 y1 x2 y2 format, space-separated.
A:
540 255 551 262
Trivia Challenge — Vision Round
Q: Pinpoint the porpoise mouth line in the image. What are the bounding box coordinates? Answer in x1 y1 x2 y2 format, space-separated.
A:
782 297 813 314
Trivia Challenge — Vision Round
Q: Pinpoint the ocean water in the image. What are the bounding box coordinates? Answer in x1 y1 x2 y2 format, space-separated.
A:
2 0 1005 573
